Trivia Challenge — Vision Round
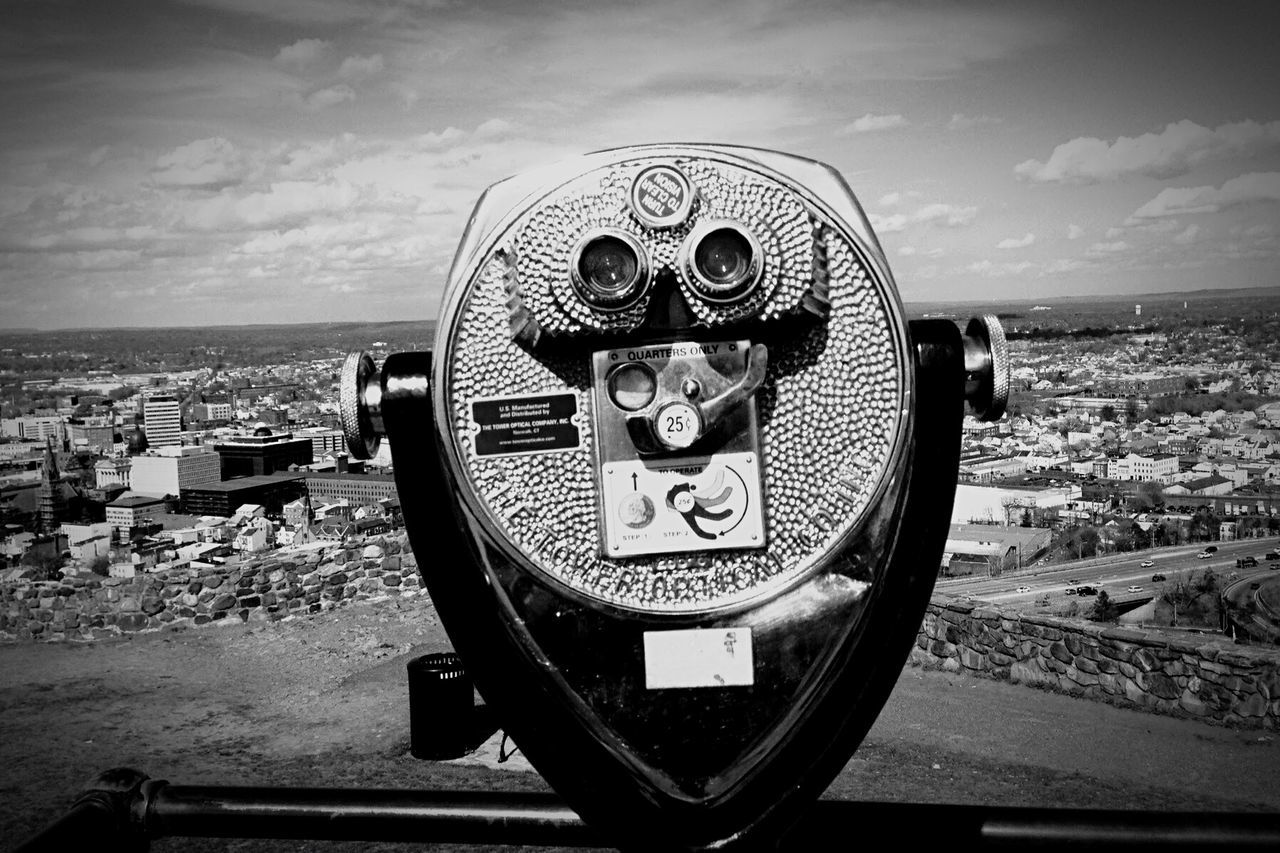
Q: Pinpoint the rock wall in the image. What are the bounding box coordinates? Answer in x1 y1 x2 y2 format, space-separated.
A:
912 596 1280 729
0 534 422 642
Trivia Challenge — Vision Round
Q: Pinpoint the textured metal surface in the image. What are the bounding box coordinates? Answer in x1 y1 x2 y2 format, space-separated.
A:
443 154 907 613
339 351 380 459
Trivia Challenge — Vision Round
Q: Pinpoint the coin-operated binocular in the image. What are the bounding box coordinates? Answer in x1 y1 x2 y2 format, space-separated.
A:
341 144 1008 851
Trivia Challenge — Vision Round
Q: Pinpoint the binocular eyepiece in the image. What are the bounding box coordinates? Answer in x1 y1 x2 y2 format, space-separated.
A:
339 143 1009 851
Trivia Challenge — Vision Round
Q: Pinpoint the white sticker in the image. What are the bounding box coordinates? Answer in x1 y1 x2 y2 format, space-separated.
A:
644 628 754 689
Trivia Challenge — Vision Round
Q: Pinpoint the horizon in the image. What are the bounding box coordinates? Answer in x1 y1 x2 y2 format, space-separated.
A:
0 279 1269 333
1 283 1275 334
2 2 1279 329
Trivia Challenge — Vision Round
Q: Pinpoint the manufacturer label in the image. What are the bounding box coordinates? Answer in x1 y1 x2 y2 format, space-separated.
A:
601 452 764 556
471 392 581 457
644 628 754 689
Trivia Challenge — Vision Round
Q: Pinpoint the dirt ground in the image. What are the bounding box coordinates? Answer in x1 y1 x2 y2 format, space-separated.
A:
2 593 1276 852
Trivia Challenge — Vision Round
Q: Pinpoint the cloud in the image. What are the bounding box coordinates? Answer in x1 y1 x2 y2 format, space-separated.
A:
1086 241 1131 255
897 245 916 256
1173 224 1201 245
1015 119 1280 184
840 113 909 134
152 137 247 189
948 113 1002 131
1067 224 1083 240
996 232 1036 249
275 38 330 66
305 84 355 110
1127 172 1280 220
879 192 901 207
869 201 977 233
337 54 384 80
181 180 365 230
967 260 1035 277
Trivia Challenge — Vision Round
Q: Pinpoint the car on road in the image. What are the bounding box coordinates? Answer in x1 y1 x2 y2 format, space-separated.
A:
1140 560 1154 568
1064 587 1076 595
1198 551 1214 559
1076 586 1097 596
1151 573 1166 582
1236 556 1258 568
1066 578 1079 584
1266 551 1279 561
1015 585 1031 593
1127 585 1143 593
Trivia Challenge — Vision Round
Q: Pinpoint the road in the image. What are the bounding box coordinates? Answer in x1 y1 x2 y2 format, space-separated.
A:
938 537 1280 614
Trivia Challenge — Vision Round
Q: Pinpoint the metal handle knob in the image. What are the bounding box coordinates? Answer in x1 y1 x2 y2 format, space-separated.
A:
339 351 384 459
961 314 1010 422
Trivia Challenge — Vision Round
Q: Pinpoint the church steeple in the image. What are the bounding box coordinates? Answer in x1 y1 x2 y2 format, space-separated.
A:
36 436 66 534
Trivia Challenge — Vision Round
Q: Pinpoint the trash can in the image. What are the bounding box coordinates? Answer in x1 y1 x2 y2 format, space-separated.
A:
406 652 473 759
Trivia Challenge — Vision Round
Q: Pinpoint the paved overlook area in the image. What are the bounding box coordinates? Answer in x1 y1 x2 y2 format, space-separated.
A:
2 590 1277 852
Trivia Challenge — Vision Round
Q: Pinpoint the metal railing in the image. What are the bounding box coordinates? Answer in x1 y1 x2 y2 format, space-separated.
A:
14 768 1280 852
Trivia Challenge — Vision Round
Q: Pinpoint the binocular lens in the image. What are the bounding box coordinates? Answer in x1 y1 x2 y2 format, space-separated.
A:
684 222 762 302
695 228 752 285
573 233 647 309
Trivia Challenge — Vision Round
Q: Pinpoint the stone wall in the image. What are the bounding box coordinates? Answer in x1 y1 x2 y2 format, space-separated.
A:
912 596 1280 729
0 534 422 642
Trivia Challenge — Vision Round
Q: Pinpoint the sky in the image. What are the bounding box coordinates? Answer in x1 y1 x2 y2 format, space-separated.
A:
2 0 1279 329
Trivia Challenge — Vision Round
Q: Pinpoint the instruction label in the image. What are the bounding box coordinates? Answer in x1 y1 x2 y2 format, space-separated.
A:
600 452 764 557
472 392 581 457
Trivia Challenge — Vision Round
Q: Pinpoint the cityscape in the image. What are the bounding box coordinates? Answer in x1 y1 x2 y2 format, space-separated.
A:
2 287 1277 641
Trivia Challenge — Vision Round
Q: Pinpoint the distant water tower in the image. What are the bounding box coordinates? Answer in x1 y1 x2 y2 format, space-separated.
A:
1135 303 1142 317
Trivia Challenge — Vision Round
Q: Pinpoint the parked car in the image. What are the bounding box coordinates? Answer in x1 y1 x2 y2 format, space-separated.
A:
1140 560 1154 568
1151 573 1166 582
1236 556 1258 569
1015 585 1031 593
1127 585 1143 593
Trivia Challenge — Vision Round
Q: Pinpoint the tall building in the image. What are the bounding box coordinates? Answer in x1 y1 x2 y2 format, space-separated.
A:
143 393 182 448
129 445 222 497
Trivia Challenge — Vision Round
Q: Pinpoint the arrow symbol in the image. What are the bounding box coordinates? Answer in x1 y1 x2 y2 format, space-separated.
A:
631 472 638 491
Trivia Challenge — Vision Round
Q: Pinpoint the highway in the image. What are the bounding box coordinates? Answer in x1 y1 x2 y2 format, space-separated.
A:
937 536 1280 614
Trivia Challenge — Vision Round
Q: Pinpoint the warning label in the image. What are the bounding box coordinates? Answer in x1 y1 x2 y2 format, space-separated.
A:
472 393 580 457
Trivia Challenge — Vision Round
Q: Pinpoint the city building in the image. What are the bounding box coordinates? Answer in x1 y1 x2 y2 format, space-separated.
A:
295 426 346 460
1 415 64 445
143 393 182 448
94 457 132 489
129 445 222 498
105 492 167 537
66 417 115 453
192 402 233 422
942 524 1053 577
180 473 307 517
303 471 398 505
213 428 313 478
61 521 113 562
951 482 1079 526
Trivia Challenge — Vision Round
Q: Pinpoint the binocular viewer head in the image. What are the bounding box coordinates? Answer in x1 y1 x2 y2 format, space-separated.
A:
341 143 1008 850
